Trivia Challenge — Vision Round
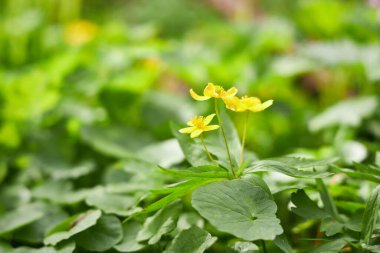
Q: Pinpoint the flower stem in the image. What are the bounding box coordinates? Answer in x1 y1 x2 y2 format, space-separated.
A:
214 98 235 177
200 134 215 164
240 111 250 165
261 240 267 253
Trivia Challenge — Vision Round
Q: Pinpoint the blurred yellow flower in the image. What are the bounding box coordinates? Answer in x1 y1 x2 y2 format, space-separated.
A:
224 96 273 112
64 20 98 46
190 83 237 101
179 114 220 138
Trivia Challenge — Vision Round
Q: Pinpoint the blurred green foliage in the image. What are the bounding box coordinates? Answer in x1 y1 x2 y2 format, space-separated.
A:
0 0 379 252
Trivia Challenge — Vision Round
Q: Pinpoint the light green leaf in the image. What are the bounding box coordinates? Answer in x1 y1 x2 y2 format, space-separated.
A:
229 241 259 253
291 189 329 219
143 178 221 214
85 192 136 216
44 210 101 246
137 202 182 245
164 226 217 253
160 165 230 179
74 215 123 252
0 203 44 236
81 125 153 159
13 204 68 244
309 96 378 132
192 176 283 241
361 185 380 245
138 139 184 167
114 221 145 252
246 157 334 178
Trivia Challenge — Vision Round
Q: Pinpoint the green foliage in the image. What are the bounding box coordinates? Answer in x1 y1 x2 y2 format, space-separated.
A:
0 0 379 252
192 176 283 241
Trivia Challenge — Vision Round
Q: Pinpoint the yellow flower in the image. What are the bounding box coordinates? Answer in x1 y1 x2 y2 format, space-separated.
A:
179 114 220 138
64 20 98 46
223 96 273 112
190 83 238 101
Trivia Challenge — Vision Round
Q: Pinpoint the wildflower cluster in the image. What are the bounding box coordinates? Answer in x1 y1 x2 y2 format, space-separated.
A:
179 83 273 176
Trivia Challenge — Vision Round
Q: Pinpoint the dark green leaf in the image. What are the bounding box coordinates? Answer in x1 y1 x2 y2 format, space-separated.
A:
164 226 217 253
192 176 283 241
291 189 329 219
74 215 123 252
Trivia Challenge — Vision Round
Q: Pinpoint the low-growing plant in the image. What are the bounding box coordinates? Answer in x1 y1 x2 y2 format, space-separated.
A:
116 83 380 253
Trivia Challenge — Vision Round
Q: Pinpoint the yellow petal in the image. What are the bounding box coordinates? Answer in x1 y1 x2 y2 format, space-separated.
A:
179 126 195 134
190 89 210 101
249 100 273 112
203 83 216 97
204 125 220 131
203 114 216 125
223 96 240 111
190 129 203 138
225 87 238 97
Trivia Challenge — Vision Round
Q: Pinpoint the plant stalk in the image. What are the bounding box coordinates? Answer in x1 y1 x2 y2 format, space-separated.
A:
261 240 267 253
200 134 215 164
214 98 235 177
240 111 250 165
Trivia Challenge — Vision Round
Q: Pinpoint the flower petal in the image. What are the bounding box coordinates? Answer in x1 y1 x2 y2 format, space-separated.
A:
223 96 240 111
249 100 273 112
203 114 216 125
179 126 195 134
190 129 203 138
203 83 216 97
225 87 238 97
204 125 220 131
190 89 210 101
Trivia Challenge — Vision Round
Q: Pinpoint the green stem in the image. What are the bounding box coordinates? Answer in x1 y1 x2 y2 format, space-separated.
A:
240 111 250 165
214 99 235 177
200 134 215 164
315 178 342 222
261 240 267 253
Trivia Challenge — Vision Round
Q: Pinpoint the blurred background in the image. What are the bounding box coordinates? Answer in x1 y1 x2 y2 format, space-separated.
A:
1 0 380 251
1 0 379 161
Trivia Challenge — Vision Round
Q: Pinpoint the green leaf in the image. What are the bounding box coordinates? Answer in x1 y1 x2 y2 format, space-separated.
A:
164 226 217 253
85 191 137 216
0 161 7 184
246 157 335 178
0 203 44 236
229 241 259 253
315 178 340 220
291 189 329 219
160 165 230 179
12 241 75 253
309 96 378 132
74 214 123 252
192 176 283 241
81 125 154 159
361 185 380 245
273 234 293 253
114 221 145 252
137 202 182 245
44 210 102 246
321 218 344 236
143 178 222 214
310 238 349 253
13 204 68 244
138 139 184 167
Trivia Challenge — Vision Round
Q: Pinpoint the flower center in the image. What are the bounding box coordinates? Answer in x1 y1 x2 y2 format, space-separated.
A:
192 117 206 129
